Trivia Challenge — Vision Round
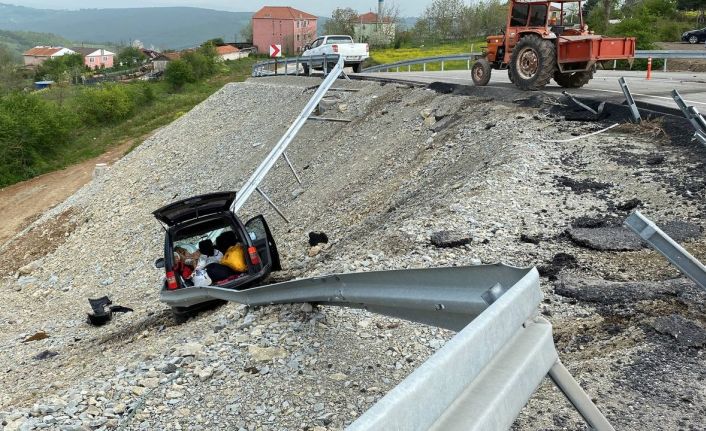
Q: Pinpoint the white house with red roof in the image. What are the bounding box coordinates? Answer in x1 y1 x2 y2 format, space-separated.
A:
23 46 76 67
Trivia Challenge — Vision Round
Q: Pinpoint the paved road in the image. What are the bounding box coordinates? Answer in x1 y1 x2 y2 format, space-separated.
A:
359 70 706 110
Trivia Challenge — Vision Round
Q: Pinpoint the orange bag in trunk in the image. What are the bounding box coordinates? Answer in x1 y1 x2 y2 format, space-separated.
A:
221 244 247 273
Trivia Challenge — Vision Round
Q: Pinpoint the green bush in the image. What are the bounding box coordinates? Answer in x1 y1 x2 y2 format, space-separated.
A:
165 59 195 90
76 84 136 124
0 92 77 186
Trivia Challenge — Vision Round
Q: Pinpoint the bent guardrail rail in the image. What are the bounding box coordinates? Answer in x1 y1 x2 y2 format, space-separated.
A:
161 264 615 430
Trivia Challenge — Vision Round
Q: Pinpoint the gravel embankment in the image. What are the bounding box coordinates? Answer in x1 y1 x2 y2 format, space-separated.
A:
1 76 705 430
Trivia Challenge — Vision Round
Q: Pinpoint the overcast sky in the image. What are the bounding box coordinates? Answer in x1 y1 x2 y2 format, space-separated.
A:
8 0 428 16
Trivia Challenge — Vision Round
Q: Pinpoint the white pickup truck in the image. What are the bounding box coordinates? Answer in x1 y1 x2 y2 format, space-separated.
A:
301 35 369 73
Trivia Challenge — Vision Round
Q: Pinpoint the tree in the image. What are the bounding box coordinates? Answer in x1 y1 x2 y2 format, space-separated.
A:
240 22 253 43
204 38 225 46
0 43 24 94
35 53 85 83
416 0 468 42
164 59 194 90
324 8 358 36
117 46 146 66
677 0 706 22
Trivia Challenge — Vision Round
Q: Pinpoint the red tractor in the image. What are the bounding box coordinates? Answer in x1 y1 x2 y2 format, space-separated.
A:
472 0 636 90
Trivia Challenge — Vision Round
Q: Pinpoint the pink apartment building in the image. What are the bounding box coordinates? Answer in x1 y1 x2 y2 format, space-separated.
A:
252 6 318 55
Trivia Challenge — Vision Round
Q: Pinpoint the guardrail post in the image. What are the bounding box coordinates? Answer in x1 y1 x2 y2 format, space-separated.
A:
613 60 617 70
663 58 668 72
618 77 641 123
423 63 427 72
408 65 411 72
467 59 470 70
625 211 706 291
441 60 445 71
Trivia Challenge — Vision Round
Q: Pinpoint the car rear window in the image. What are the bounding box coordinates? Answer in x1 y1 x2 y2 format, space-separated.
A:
326 36 353 44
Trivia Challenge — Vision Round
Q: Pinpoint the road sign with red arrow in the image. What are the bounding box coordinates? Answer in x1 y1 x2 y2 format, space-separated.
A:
269 45 282 58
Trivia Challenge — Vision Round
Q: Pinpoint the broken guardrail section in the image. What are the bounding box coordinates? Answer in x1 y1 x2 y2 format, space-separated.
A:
625 211 706 291
161 264 614 430
672 90 706 146
231 55 345 217
618 77 641 123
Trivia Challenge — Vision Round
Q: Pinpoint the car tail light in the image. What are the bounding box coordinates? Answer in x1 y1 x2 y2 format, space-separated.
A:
332 44 339 53
248 246 261 266
166 271 178 290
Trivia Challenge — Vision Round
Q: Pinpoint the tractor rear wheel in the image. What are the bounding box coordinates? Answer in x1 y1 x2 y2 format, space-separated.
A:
553 70 594 88
510 35 556 91
471 58 492 86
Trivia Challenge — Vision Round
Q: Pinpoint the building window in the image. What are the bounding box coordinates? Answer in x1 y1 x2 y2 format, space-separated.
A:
102 56 107 61
297 34 300 41
89 57 94 63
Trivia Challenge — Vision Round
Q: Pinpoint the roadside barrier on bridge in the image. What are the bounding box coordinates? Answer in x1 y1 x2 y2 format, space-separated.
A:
161 264 615 430
625 211 706 292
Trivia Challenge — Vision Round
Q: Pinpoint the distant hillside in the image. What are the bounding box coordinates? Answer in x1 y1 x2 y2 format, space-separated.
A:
0 29 73 60
0 3 252 49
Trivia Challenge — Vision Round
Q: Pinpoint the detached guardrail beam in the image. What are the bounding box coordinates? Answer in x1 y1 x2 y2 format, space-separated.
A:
625 211 706 291
232 56 345 217
161 264 614 430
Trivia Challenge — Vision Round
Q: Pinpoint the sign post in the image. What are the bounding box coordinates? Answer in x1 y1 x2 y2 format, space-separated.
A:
270 44 282 75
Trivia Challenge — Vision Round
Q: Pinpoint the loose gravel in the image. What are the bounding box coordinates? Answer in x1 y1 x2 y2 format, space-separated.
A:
0 75 705 431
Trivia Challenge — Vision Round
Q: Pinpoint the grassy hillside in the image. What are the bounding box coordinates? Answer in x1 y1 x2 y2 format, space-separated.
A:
0 56 259 187
0 29 73 60
0 3 252 49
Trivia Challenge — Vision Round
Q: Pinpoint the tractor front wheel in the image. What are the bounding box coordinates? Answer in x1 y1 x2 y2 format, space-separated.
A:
553 70 594 88
471 58 492 86
510 35 556 91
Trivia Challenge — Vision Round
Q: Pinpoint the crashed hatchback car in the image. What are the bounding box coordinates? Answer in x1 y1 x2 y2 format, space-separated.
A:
153 192 281 312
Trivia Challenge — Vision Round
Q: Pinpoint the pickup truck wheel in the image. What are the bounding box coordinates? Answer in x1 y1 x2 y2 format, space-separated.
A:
553 70 593 88
353 62 364 73
510 35 556 91
471 59 492 86
688 35 698 44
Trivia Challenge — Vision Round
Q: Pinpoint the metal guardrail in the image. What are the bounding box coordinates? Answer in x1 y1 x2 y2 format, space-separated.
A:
252 49 706 77
161 264 614 430
625 211 706 291
361 53 484 73
232 56 345 215
252 54 342 77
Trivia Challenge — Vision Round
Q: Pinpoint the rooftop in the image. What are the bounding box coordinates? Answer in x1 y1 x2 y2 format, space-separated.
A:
253 6 317 20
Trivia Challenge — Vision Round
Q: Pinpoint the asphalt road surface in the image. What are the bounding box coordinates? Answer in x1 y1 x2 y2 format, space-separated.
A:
359 70 706 111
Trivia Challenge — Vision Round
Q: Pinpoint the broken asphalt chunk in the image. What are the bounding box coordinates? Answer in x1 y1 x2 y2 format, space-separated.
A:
430 231 472 248
651 315 706 348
